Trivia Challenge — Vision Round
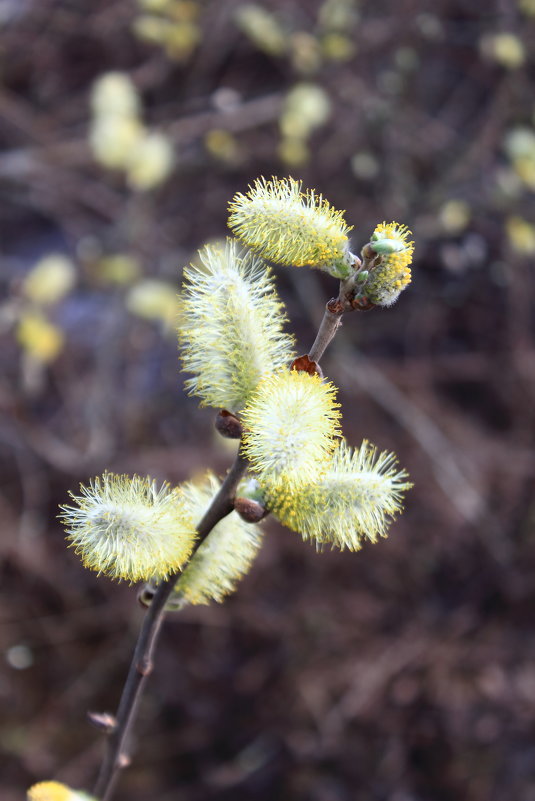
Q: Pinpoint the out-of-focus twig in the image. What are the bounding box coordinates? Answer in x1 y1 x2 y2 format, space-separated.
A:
0 93 283 179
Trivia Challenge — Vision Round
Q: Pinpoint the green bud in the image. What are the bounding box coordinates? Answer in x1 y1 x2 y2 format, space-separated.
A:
369 238 407 254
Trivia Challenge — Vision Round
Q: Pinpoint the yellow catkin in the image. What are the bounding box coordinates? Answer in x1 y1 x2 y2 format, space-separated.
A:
17 312 64 363
228 176 353 276
27 782 94 801
265 439 412 550
178 239 295 412
241 369 341 490
366 221 414 306
168 472 264 606
60 473 196 583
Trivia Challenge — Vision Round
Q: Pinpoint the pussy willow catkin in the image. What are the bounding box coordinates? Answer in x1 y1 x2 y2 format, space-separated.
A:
241 369 341 489
264 439 412 550
168 472 264 606
178 239 295 412
228 176 354 277
60 473 196 583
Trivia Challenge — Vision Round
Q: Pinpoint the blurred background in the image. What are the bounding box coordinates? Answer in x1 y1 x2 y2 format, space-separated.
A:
1 0 535 799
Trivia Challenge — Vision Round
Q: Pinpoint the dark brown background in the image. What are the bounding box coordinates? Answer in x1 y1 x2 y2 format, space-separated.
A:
2 1 535 799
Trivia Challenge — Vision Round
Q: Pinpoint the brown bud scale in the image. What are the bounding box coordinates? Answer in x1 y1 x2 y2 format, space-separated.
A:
234 496 268 523
215 409 243 439
291 354 324 378
326 298 345 315
351 296 376 312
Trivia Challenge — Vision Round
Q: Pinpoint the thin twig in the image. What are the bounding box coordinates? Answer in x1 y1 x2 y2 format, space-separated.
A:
307 303 344 364
307 275 356 364
93 447 249 801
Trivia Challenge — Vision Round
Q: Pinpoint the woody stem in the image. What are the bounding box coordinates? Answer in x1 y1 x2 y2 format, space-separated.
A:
93 447 249 801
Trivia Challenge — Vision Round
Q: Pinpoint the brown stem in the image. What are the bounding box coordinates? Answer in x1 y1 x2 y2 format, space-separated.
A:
93 447 249 801
307 276 356 364
307 303 344 364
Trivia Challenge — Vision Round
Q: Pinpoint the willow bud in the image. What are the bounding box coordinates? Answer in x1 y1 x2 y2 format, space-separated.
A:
363 222 414 306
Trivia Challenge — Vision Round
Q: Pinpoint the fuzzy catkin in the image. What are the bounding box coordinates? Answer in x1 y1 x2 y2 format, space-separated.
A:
228 176 353 276
241 369 341 489
27 782 95 801
178 240 295 413
60 473 196 583
265 440 412 550
366 222 414 306
170 472 263 606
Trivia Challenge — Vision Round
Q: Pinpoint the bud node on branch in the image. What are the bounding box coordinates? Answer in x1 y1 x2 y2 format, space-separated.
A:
137 658 153 677
215 410 244 439
234 497 268 523
117 753 131 769
88 711 118 733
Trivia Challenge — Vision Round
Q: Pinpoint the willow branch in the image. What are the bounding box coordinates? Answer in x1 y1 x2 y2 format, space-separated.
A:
307 303 344 364
93 447 249 801
307 275 356 364
93 263 359 800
